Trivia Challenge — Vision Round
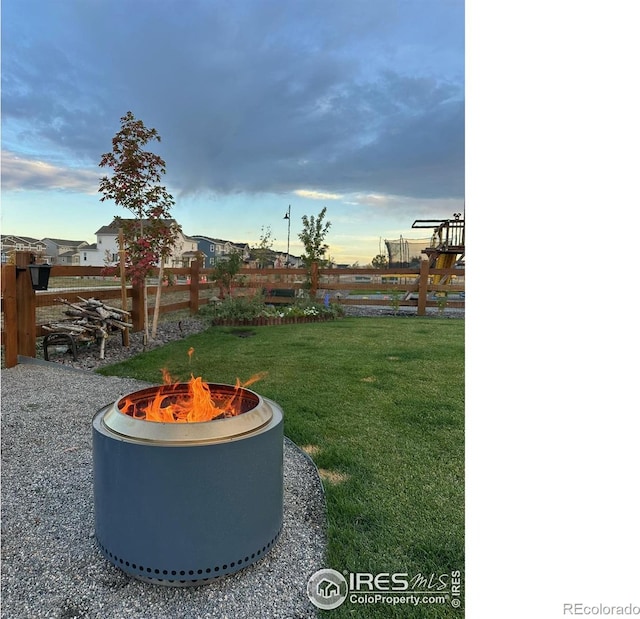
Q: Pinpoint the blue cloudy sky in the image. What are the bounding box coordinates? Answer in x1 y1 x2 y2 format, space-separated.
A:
1 0 464 264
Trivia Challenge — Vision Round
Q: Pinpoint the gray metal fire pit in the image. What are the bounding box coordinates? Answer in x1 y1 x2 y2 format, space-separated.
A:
92 383 284 586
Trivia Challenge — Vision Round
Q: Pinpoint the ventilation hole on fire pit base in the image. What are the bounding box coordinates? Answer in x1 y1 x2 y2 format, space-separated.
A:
99 529 283 585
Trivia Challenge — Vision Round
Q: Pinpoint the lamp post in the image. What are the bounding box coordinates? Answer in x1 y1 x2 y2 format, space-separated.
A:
283 204 291 267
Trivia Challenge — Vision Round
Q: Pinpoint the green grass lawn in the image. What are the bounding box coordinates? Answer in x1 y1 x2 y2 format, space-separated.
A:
98 317 464 618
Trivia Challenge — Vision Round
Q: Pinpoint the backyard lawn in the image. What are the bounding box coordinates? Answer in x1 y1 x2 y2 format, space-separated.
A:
98 317 464 618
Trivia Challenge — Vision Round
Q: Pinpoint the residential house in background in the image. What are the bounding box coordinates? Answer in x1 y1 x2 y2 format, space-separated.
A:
78 243 105 267
2 227 294 269
246 247 304 269
191 235 251 267
92 219 201 268
41 238 88 265
1 235 48 263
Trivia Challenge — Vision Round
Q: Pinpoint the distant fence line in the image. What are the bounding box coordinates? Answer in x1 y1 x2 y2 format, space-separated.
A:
1 253 464 367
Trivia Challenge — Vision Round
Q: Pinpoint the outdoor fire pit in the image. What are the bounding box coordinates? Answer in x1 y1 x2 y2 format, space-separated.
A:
92 379 284 586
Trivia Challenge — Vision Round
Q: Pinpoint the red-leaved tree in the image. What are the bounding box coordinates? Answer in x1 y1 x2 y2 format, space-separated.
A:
99 111 180 343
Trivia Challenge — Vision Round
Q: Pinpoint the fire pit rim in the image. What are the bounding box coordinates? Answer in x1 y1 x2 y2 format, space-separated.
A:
100 382 274 444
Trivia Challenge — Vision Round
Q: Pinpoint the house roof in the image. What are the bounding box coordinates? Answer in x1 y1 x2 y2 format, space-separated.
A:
191 235 233 244
1 235 46 245
191 236 251 250
42 238 87 248
96 218 179 235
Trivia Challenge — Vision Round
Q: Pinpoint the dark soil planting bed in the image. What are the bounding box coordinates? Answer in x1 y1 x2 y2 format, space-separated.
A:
211 316 336 327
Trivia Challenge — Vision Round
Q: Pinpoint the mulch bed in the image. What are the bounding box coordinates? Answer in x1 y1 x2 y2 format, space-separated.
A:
211 316 336 327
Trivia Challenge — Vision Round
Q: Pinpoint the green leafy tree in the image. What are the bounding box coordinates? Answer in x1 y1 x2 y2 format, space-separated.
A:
210 251 242 299
99 111 179 342
298 207 331 267
252 225 275 268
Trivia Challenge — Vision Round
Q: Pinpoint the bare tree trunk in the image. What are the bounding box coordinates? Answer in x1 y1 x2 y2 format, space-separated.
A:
151 260 164 340
118 228 129 347
138 219 149 347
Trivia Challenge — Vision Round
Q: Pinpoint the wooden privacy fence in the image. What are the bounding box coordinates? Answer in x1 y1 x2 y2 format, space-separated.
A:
1 252 464 367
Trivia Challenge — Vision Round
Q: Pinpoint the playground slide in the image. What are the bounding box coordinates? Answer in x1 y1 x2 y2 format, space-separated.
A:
432 253 457 284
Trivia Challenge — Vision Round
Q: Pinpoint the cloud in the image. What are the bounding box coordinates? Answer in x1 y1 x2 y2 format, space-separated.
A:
294 190 343 201
1 0 464 201
1 150 100 193
351 194 461 209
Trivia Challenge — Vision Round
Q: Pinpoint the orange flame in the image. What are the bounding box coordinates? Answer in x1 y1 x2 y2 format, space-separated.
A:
117 350 267 423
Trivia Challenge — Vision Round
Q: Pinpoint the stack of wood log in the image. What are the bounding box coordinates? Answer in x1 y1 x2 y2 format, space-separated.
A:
43 297 133 359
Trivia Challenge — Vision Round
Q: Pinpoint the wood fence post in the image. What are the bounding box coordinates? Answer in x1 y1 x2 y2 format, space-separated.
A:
15 251 37 358
417 259 430 316
131 280 145 332
310 262 319 298
189 259 202 315
1 264 19 367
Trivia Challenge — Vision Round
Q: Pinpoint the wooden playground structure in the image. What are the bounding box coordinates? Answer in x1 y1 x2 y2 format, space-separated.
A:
412 213 465 285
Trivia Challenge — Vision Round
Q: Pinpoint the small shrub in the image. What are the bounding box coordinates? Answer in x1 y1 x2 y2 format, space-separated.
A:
199 293 343 322
199 294 266 321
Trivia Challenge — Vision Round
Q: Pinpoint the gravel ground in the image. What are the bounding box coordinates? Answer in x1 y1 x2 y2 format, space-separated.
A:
2 306 463 616
0 364 326 619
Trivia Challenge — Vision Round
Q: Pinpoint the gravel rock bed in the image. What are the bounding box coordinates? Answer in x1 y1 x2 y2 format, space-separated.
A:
341 304 465 319
1 364 326 619
37 316 212 372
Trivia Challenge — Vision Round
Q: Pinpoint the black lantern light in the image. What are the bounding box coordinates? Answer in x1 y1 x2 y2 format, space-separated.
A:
28 263 52 291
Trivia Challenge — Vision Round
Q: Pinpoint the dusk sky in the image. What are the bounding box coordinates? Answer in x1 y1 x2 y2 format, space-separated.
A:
1 0 464 265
